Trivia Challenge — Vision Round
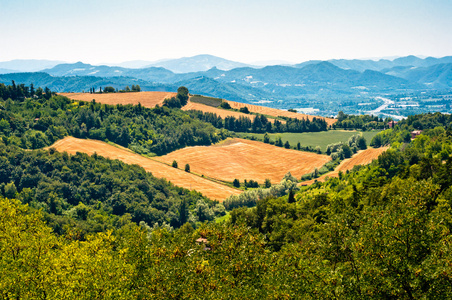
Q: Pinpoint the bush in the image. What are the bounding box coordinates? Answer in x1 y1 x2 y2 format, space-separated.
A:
163 97 181 109
239 107 250 114
301 173 312 181
319 166 329 175
220 101 231 109
103 86 116 93
233 179 240 188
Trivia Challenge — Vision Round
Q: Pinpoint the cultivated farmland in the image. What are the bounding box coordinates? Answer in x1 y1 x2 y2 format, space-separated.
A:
225 100 337 126
156 138 331 184
301 146 389 185
49 137 241 201
182 100 279 123
59 91 176 108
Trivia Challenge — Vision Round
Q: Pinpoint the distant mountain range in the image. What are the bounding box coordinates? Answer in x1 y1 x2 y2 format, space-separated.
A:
295 55 452 72
143 54 253 73
0 59 64 73
1 55 451 109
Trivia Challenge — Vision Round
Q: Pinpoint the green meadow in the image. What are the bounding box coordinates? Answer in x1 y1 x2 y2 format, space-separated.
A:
236 130 380 151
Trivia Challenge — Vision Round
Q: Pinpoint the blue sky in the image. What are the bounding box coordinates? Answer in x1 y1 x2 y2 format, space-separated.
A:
1 0 451 64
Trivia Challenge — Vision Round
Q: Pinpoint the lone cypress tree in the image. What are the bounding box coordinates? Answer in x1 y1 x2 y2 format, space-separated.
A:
288 190 295 203
185 164 190 172
179 199 188 225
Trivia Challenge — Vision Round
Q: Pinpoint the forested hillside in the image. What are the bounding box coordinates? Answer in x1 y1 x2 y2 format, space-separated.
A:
0 82 225 155
1 82 452 298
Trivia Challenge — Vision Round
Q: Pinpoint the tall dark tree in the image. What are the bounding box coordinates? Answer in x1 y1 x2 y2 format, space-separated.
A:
177 86 189 106
288 189 295 203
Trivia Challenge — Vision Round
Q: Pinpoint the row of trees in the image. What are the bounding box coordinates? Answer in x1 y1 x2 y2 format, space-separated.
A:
89 85 142 94
0 81 53 101
188 110 328 133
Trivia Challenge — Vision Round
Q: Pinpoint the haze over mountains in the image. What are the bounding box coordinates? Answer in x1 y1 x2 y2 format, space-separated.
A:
1 54 451 115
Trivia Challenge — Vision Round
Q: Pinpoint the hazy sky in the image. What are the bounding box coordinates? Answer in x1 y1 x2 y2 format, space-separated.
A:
1 0 451 64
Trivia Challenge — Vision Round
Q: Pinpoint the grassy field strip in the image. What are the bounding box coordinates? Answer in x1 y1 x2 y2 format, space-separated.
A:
300 146 390 185
50 137 242 201
236 130 380 151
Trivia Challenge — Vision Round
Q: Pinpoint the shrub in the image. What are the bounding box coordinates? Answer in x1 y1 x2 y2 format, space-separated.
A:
239 107 250 114
220 101 231 109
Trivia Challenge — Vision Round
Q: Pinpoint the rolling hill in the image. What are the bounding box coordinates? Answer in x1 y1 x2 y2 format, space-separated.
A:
50 137 241 201
156 138 331 183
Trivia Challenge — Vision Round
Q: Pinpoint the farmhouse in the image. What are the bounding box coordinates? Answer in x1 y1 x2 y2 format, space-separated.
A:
388 121 398 128
411 130 422 139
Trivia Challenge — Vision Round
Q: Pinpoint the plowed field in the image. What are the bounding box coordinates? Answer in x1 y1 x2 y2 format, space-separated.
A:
156 138 331 183
59 92 175 107
301 146 389 185
49 137 241 201
225 100 337 126
182 100 277 123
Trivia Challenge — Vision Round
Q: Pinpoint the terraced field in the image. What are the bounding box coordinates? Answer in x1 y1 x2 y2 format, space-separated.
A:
60 91 175 107
226 100 337 126
301 146 389 185
49 137 241 201
156 138 331 183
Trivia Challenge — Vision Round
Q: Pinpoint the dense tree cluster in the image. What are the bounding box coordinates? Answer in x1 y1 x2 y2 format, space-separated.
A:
333 111 387 130
0 81 53 101
371 112 452 148
163 86 189 108
187 110 328 134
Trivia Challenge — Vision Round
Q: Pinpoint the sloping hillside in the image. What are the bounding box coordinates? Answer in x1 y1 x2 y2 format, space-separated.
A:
225 100 337 126
301 146 389 185
156 138 331 183
50 137 241 201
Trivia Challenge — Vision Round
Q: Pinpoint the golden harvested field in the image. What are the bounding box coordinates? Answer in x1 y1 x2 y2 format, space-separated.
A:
49 137 241 201
301 146 389 185
225 100 337 126
156 138 331 184
182 100 278 123
59 92 176 108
